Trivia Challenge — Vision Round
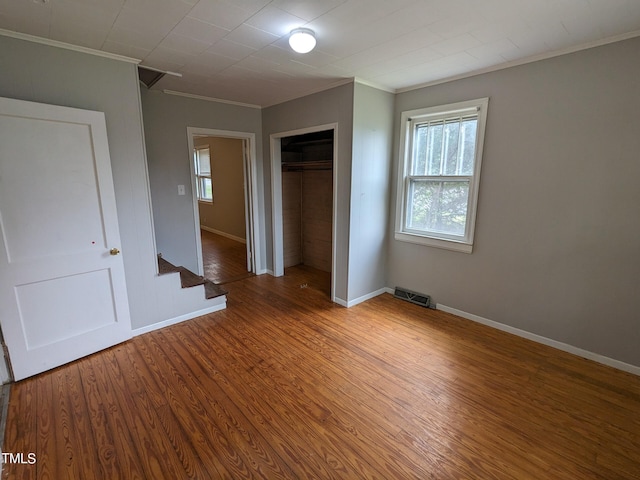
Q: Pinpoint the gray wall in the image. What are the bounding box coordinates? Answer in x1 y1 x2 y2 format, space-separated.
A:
389 37 640 367
262 83 354 303
5 31 636 369
349 82 395 302
0 35 163 330
141 90 263 273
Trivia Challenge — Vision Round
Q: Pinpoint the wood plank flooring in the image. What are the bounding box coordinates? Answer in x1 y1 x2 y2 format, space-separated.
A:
3 265 640 479
201 230 252 285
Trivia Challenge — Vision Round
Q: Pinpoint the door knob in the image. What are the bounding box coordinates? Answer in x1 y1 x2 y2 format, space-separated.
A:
110 248 120 256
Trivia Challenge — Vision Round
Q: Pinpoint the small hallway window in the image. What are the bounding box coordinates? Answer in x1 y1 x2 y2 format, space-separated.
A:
194 146 213 202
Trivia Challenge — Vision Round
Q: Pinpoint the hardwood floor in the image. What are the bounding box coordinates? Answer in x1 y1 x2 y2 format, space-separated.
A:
201 230 253 285
3 266 640 479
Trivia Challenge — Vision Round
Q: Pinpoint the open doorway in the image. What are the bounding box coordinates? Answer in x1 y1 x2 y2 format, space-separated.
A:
187 127 260 285
270 124 338 301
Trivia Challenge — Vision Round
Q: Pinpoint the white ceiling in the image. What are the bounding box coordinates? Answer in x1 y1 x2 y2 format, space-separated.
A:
2 0 640 107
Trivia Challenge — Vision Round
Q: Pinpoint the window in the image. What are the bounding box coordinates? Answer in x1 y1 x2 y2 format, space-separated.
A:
194 146 213 202
396 98 488 253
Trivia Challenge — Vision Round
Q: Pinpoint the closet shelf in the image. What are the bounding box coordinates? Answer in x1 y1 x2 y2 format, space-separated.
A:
282 160 333 171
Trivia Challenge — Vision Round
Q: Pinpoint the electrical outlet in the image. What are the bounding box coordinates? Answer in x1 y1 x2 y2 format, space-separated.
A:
177 184 185 195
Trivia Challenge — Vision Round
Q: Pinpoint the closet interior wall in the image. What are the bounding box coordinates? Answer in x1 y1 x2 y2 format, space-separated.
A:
281 135 333 273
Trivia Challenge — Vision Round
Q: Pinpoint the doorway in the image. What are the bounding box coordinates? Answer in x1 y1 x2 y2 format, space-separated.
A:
270 124 338 301
187 127 260 284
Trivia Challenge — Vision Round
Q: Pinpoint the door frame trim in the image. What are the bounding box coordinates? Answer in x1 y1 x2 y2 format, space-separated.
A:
186 127 260 277
270 123 338 303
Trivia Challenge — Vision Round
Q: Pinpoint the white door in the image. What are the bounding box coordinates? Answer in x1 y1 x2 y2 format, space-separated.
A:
0 96 132 381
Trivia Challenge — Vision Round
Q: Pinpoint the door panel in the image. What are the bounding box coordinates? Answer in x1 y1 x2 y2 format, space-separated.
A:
0 117 105 262
0 96 132 381
16 269 117 349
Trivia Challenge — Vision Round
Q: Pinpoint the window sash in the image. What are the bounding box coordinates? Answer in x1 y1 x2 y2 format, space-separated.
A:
409 114 478 178
194 147 213 202
405 114 478 240
404 177 471 239
396 98 488 252
194 147 211 175
196 175 212 201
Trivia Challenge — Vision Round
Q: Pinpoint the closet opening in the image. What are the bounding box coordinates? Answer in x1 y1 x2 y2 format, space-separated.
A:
271 125 336 300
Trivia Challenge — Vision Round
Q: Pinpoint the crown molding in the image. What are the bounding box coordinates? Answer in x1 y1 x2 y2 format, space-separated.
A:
0 28 141 64
162 90 262 110
398 30 640 94
354 77 395 93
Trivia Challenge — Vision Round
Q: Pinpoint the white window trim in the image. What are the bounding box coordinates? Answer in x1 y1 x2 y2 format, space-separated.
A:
395 98 489 254
194 146 213 203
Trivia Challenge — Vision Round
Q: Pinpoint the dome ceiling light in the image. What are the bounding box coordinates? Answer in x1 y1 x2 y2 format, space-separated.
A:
289 28 316 54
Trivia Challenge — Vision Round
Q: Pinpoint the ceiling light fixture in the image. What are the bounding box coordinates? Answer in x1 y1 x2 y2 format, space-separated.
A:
289 28 316 54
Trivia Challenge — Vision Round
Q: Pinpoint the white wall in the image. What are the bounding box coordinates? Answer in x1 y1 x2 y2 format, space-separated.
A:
141 90 263 274
389 37 640 368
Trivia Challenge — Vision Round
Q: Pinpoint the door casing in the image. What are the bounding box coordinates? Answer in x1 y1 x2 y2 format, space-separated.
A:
270 123 338 303
186 127 261 277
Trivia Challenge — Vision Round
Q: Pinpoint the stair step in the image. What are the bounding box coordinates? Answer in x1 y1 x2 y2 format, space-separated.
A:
176 266 205 288
204 280 227 299
158 256 227 300
158 256 179 275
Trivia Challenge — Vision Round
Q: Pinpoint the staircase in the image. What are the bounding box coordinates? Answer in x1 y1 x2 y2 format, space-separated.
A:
158 256 227 300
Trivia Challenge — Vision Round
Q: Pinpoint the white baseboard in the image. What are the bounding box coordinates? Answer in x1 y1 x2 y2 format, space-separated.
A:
200 225 246 244
333 297 348 307
132 301 226 337
333 288 392 308
344 287 388 308
437 304 640 377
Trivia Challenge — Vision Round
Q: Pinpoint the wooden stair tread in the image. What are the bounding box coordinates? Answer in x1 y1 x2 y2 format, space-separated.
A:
158 256 179 275
176 266 205 288
204 280 227 299
158 256 226 300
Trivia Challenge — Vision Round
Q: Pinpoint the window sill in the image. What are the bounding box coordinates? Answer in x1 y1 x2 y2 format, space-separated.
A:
198 199 213 205
394 231 473 254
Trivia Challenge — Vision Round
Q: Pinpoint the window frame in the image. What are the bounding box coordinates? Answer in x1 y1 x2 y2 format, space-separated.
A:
193 145 213 203
395 98 489 253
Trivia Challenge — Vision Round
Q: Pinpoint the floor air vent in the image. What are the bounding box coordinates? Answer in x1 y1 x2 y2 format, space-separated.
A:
394 287 431 308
